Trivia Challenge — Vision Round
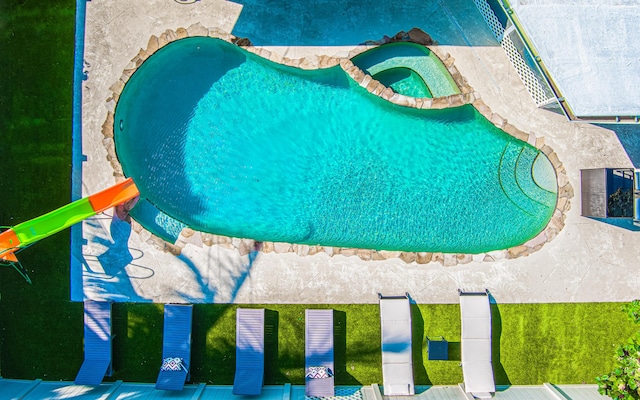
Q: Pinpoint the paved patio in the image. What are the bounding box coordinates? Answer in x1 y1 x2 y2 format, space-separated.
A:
73 0 640 304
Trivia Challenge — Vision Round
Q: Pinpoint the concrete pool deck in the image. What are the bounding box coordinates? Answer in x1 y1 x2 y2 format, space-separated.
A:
74 0 640 304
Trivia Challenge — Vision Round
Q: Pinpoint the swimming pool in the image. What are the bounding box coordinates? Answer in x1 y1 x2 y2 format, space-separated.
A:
114 37 557 253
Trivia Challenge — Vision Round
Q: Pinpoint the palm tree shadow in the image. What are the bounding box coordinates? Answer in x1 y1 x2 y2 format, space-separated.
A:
82 214 152 301
95 215 134 275
172 240 263 303
174 253 216 303
228 241 263 302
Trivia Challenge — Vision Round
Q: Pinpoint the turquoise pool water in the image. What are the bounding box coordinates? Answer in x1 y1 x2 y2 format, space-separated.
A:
115 37 557 253
371 67 432 98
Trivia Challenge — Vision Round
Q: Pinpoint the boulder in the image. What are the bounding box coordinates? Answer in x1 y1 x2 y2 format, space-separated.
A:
407 28 435 45
273 242 291 254
233 37 252 47
399 252 416 263
175 27 188 39
416 252 433 264
262 242 275 253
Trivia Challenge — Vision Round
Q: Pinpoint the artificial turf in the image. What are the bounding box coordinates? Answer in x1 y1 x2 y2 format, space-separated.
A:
0 0 78 380
0 0 636 388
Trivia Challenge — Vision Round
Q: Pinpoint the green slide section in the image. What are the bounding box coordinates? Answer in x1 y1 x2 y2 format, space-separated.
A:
12 198 97 246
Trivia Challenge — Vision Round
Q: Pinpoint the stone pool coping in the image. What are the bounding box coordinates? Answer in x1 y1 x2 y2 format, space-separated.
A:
101 23 573 267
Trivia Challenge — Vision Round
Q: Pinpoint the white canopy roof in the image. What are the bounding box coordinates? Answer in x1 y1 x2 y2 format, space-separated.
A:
512 0 640 117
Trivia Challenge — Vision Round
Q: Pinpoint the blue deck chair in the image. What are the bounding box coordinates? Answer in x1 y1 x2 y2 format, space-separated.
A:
233 308 265 395
156 304 193 391
305 309 334 397
75 301 113 385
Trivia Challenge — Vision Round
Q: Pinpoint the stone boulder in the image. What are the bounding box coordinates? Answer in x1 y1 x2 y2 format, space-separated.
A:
232 37 252 47
408 28 435 45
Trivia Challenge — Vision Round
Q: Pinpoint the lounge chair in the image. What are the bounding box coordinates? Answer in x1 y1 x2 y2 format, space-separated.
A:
156 304 193 391
75 301 113 385
459 289 495 399
379 293 414 396
233 308 265 395
305 309 334 397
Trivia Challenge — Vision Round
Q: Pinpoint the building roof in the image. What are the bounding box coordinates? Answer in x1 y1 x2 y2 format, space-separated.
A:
511 0 640 118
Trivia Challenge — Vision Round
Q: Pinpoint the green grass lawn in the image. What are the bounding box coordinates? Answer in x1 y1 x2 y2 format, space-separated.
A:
0 0 635 388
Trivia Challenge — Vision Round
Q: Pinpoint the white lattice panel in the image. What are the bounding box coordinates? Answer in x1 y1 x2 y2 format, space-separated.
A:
473 0 505 39
473 0 554 106
501 34 553 105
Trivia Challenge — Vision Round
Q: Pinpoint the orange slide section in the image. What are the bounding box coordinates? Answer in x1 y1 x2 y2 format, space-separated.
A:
88 178 140 214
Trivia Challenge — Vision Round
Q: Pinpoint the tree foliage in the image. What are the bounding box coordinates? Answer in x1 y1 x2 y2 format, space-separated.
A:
624 300 640 325
596 301 640 399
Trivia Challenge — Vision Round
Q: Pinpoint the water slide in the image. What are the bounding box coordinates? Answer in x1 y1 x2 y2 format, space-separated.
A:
0 178 139 264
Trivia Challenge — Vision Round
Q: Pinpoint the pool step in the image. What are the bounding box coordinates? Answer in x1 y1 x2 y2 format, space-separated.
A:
515 146 557 206
498 142 554 215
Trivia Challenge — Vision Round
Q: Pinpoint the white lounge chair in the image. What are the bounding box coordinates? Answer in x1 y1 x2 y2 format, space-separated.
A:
379 293 414 396
305 309 335 397
233 308 265 395
459 289 495 399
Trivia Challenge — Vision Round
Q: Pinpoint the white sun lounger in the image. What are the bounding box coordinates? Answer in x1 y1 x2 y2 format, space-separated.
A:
459 289 495 399
379 293 414 396
233 308 265 395
305 309 335 397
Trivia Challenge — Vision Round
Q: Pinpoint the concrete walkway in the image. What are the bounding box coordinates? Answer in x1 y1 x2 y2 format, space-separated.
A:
74 0 640 304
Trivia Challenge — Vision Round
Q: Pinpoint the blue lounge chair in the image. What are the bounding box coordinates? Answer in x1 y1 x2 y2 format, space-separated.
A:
75 301 113 385
305 309 334 397
156 304 193 391
233 308 265 395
